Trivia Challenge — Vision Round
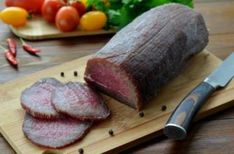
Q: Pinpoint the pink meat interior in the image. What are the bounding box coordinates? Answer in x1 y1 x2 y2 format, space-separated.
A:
85 59 137 108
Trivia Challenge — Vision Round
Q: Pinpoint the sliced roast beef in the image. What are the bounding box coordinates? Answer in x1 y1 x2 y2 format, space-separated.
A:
52 82 110 120
23 113 92 149
84 4 209 110
21 78 63 119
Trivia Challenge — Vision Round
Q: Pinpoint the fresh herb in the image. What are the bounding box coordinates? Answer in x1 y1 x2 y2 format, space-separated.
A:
87 0 193 29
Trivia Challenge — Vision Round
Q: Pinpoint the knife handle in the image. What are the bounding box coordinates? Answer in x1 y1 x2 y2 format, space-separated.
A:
164 81 216 140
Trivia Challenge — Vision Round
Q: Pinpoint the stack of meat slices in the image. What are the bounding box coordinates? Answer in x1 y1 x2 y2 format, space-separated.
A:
21 78 110 149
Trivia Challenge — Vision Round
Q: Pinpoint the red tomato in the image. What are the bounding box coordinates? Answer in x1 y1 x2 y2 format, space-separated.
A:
41 0 65 23
55 6 80 32
5 0 45 14
69 1 86 16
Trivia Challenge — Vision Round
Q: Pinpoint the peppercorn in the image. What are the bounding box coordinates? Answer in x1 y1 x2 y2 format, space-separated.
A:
78 148 84 154
74 71 78 77
109 129 114 136
60 72 65 77
139 111 144 117
161 105 167 111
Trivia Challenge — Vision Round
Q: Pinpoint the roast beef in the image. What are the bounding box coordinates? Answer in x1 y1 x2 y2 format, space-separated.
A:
21 78 63 119
84 4 209 110
23 113 92 149
52 82 110 120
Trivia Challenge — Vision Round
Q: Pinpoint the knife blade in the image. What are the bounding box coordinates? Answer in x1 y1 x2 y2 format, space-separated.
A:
164 52 234 140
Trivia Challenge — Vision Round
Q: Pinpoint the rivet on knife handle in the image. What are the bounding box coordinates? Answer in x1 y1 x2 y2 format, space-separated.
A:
164 82 216 140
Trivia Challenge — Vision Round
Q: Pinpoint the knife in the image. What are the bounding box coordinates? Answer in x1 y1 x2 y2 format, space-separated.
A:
164 53 234 140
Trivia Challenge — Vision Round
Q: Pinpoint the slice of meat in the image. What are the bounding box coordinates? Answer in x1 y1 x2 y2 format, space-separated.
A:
84 4 209 110
52 82 110 120
21 78 63 119
23 113 92 149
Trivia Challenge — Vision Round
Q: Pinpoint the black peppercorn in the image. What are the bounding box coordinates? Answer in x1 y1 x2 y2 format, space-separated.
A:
60 72 65 77
161 105 167 111
139 111 144 117
109 129 114 136
74 71 78 77
78 148 84 154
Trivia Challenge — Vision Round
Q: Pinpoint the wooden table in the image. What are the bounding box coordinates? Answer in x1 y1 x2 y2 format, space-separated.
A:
0 0 234 153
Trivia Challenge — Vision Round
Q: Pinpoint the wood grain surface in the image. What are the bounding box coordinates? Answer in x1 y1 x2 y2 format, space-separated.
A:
1 51 234 154
0 0 234 153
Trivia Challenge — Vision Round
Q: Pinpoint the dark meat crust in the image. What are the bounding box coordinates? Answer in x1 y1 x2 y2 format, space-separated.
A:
85 4 208 110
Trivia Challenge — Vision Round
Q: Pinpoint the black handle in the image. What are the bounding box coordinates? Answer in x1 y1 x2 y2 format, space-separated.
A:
164 82 216 140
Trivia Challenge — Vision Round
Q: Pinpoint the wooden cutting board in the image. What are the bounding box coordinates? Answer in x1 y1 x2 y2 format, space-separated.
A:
10 16 115 40
0 51 234 154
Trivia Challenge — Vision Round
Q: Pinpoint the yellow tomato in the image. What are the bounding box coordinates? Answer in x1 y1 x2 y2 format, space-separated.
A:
0 7 28 27
80 11 107 31
80 0 87 7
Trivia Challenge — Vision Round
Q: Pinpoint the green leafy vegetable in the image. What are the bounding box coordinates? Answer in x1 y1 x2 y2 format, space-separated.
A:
87 0 193 29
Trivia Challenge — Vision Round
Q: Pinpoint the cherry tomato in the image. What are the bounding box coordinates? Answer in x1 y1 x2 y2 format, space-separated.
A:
0 7 28 27
5 0 44 14
55 6 80 32
41 0 65 23
80 11 107 31
69 0 86 16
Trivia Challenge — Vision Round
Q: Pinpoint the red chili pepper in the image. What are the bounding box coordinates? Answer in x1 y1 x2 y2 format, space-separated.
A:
5 51 18 66
22 44 41 54
6 38 17 57
20 38 40 55
0 45 18 67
